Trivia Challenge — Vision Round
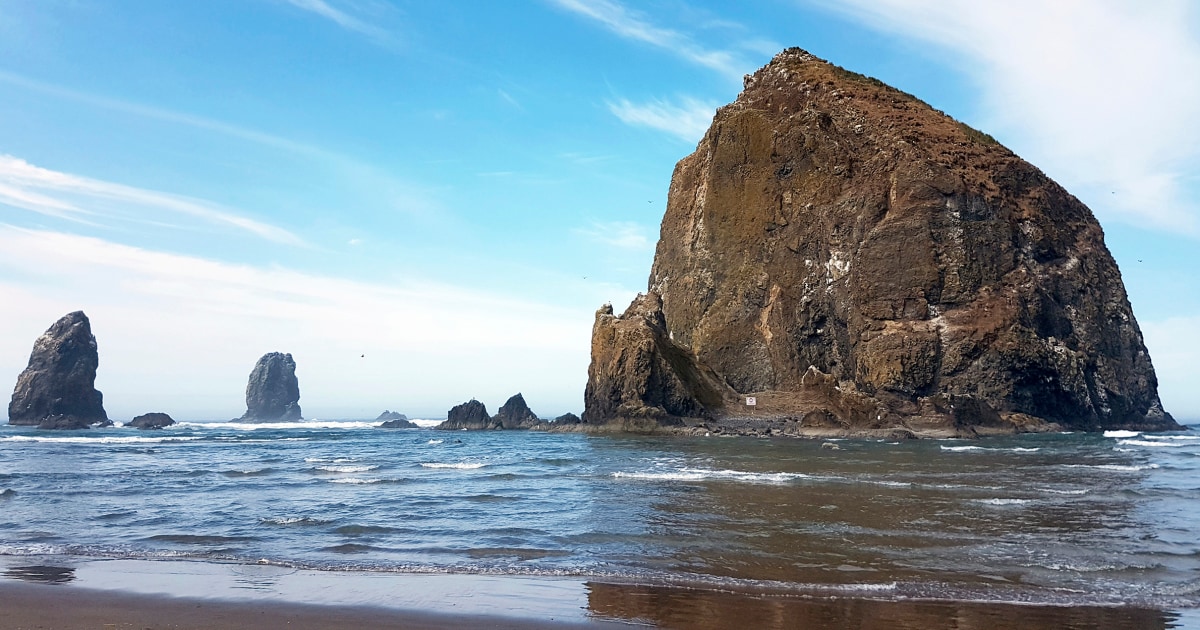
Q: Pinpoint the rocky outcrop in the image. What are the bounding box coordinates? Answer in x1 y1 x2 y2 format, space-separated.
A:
240 352 301 422
554 412 582 425
127 412 175 430
493 393 541 429
436 399 494 430
584 48 1177 437
8 311 109 430
377 410 417 428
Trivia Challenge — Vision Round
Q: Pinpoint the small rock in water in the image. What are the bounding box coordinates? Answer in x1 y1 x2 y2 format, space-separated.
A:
127 413 176 430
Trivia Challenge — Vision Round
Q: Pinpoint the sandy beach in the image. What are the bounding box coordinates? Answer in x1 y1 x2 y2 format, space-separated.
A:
0 557 1194 629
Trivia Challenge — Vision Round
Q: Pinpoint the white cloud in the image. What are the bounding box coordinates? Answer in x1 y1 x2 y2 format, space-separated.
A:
282 0 392 43
0 227 593 420
547 0 754 81
814 0 1200 234
575 220 655 251
0 155 304 246
607 96 716 143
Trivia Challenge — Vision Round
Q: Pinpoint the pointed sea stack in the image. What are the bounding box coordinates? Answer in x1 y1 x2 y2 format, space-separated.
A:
584 48 1177 437
493 393 541 429
8 311 109 430
240 352 302 422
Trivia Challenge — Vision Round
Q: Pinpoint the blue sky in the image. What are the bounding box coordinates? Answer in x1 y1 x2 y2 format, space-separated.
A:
1 0 1197 421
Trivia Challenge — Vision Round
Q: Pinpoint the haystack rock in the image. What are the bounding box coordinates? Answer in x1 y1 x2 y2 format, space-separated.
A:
8 311 109 430
127 412 175 430
584 48 1177 437
492 393 541 429
240 352 301 422
436 399 494 430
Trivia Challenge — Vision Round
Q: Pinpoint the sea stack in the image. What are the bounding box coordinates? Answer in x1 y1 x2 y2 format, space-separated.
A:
584 48 1177 437
436 399 493 430
8 311 109 430
492 393 541 429
240 352 301 422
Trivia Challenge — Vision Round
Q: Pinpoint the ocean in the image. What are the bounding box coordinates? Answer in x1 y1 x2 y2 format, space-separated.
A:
1 420 1198 626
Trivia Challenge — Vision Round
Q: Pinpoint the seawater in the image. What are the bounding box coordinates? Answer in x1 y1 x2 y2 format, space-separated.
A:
1 421 1198 610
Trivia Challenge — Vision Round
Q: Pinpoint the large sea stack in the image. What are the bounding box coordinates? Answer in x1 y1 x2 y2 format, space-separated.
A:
8 311 109 430
240 352 302 422
584 49 1177 437
436 399 494 430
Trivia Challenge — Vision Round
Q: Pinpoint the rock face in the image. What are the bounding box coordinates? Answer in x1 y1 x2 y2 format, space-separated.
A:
554 412 582 425
376 410 409 422
8 311 109 430
240 352 301 422
436 399 494 430
493 393 541 429
584 48 1177 436
128 412 175 430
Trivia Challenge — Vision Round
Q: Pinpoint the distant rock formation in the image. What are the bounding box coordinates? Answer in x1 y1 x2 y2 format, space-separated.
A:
377 411 418 429
584 48 1177 437
493 393 541 429
128 412 175 430
8 311 109 430
240 352 301 422
435 399 493 430
554 412 582 425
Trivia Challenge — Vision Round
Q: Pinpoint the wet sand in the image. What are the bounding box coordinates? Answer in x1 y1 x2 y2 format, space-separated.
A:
0 558 1193 629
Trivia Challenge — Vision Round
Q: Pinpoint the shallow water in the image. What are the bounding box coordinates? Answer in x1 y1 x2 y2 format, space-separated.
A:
1 420 1197 613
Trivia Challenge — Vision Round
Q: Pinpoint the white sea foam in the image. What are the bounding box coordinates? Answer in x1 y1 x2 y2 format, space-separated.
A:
612 467 807 484
0 435 201 444
1065 463 1159 472
1140 434 1200 441
1103 430 1141 438
1117 439 1188 448
974 498 1032 506
427 439 444 445
259 516 332 525
940 445 983 452
1036 488 1089 495
315 465 378 473
409 418 442 428
1011 447 1040 452
175 420 377 430
421 462 485 469
328 477 383 484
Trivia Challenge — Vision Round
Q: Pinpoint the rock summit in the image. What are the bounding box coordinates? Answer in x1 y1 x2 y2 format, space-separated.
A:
584 49 1176 437
8 311 109 430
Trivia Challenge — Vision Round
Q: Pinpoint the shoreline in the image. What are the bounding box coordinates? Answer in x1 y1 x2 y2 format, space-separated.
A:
0 557 1194 629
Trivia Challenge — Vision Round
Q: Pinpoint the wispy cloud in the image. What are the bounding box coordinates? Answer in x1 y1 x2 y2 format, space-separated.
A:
607 96 716 143
0 155 304 245
547 0 755 81
0 71 446 223
282 0 394 44
0 70 324 158
0 227 591 418
575 220 655 251
813 0 1200 234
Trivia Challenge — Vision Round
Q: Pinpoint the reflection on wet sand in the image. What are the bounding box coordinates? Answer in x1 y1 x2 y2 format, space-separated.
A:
4 565 76 584
585 582 1177 630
